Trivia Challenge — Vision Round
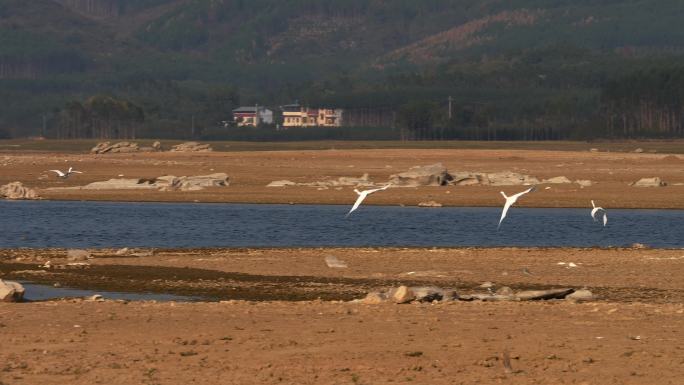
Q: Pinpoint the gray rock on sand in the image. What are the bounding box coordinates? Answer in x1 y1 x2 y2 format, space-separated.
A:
575 179 593 188
450 171 540 186
91 141 141 154
361 291 387 304
391 286 415 304
0 279 25 302
267 180 297 187
67 249 90 261
324 256 348 268
418 201 442 207
630 177 667 187
389 163 453 187
542 176 572 184
157 173 230 191
115 248 129 256
170 142 213 152
1 182 39 200
565 289 594 302
410 286 445 302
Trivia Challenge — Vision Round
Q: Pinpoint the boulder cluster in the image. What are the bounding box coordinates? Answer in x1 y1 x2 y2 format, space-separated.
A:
169 141 213 152
361 285 594 304
0 181 39 200
0 279 25 302
91 141 162 154
60 173 230 192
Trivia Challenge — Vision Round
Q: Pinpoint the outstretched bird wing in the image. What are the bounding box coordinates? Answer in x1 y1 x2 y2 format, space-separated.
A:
49 170 65 177
345 193 367 217
365 184 391 195
70 170 83 174
602 212 608 226
511 186 535 200
498 199 514 230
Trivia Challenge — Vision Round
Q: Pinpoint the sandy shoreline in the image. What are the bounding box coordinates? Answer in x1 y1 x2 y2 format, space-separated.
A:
1 246 684 384
1 146 683 208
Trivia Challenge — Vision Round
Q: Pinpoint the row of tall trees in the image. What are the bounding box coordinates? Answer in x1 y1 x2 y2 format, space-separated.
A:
56 95 144 139
602 66 684 137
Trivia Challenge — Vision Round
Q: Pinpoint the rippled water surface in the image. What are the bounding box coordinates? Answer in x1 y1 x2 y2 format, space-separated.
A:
1 200 681 248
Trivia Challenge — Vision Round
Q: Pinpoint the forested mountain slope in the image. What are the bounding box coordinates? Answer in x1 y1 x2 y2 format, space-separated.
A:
1 0 683 139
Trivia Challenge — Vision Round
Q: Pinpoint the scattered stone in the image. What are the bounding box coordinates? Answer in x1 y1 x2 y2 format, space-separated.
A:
87 294 104 302
515 288 575 301
131 250 154 257
391 286 415 304
268 174 375 188
389 163 453 187
324 256 348 268
589 148 599 152
1 182 39 200
633 148 644 153
66 249 90 261
479 281 495 289
115 248 130 256
51 174 229 192
631 177 667 187
90 141 141 154
361 291 386 304
156 173 230 191
450 171 540 186
542 176 572 184
631 243 648 249
0 279 25 302
267 180 297 187
410 286 444 302
73 178 157 190
575 179 593 188
170 142 213 152
566 289 594 302
496 286 514 296
417 200 442 208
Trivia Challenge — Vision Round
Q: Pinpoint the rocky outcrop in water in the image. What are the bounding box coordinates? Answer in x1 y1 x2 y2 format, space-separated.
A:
1 182 39 200
0 280 25 302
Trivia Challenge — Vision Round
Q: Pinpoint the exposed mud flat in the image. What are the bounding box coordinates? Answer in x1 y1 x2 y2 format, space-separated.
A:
1 246 684 384
1 147 683 208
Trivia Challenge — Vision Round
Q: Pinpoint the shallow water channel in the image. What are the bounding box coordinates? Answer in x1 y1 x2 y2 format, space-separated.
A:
1 200 682 248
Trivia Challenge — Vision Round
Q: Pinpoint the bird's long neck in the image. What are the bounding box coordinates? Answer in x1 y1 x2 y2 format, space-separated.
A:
591 200 595 208
500 191 508 199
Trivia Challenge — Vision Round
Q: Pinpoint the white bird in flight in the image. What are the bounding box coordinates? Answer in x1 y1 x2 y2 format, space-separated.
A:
49 167 83 179
346 184 391 217
590 200 608 226
498 186 536 229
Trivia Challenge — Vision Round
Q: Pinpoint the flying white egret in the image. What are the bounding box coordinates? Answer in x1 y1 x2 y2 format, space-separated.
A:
590 200 607 226
498 186 536 229
345 184 391 217
49 167 83 179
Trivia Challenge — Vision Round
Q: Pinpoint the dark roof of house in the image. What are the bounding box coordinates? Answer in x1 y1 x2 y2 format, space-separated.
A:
280 103 301 112
233 106 257 113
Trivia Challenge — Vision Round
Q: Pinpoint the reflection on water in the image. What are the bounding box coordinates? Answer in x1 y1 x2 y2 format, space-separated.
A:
0 200 682 248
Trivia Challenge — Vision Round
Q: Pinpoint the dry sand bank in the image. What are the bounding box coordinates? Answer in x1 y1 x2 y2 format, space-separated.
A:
1 147 683 208
1 247 684 384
